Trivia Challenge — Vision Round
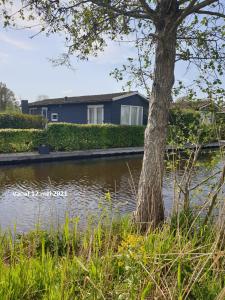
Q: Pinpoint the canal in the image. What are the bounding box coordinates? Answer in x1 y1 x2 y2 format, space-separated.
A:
0 151 224 232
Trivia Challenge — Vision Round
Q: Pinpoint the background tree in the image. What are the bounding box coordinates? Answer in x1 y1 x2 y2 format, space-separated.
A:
3 0 225 230
36 95 49 101
0 82 18 112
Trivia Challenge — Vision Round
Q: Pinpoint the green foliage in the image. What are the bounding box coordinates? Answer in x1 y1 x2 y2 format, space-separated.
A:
168 109 225 145
0 120 224 153
0 213 223 299
0 112 46 129
0 82 18 111
0 129 46 153
46 123 145 151
169 108 200 135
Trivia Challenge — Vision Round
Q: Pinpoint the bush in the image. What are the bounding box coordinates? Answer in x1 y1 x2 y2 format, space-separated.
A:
0 129 46 153
46 123 145 151
0 122 224 154
169 108 200 135
0 112 46 129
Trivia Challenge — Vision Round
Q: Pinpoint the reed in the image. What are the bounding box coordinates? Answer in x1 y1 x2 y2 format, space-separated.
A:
0 210 224 300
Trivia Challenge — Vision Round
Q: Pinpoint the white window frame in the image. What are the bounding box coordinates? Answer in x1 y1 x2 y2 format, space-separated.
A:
121 105 143 125
41 107 48 119
87 105 104 124
51 113 59 122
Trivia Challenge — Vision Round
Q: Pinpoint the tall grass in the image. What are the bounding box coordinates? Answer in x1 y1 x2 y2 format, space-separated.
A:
0 211 224 299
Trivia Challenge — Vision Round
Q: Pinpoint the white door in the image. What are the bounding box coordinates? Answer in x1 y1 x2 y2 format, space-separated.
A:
41 107 48 119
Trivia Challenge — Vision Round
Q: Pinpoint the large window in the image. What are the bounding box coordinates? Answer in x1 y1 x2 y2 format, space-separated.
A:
121 105 143 125
88 105 104 124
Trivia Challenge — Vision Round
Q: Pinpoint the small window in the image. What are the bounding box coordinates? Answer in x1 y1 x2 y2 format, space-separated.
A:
51 113 59 122
121 105 143 125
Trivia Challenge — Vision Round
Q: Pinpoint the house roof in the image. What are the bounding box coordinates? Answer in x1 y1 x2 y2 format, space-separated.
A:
29 91 148 107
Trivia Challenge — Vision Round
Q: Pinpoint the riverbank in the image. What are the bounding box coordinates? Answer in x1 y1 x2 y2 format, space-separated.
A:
0 142 224 165
0 214 224 299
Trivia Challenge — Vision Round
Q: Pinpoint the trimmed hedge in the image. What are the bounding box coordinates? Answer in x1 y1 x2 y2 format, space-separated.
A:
46 123 145 151
0 129 46 153
0 112 46 129
0 122 224 154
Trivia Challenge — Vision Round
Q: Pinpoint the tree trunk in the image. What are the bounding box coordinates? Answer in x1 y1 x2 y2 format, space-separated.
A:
134 27 177 231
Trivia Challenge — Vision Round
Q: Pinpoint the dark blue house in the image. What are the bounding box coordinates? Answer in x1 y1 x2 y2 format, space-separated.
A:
21 91 149 125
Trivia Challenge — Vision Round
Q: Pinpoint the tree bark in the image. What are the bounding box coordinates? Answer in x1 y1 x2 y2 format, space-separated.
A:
134 26 177 231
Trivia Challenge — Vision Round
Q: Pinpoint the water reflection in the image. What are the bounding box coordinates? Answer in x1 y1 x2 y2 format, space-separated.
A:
0 152 223 232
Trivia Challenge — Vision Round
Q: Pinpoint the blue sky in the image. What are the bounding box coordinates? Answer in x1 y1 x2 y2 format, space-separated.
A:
0 21 222 103
0 26 133 102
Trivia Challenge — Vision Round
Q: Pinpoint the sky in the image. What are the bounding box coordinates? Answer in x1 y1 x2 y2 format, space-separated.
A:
0 7 223 103
0 26 135 102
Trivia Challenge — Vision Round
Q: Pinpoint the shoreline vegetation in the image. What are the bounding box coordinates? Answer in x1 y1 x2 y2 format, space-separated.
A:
0 149 224 299
0 110 224 153
0 210 224 299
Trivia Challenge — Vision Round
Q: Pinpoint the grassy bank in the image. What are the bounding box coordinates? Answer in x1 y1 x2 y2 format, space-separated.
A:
0 213 224 299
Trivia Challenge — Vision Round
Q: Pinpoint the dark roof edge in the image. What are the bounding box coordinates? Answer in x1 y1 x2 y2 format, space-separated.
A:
28 91 149 107
112 92 149 102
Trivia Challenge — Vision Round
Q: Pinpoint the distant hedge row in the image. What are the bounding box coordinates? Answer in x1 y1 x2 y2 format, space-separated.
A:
0 124 145 153
0 122 224 154
0 129 45 153
0 113 46 129
46 123 145 151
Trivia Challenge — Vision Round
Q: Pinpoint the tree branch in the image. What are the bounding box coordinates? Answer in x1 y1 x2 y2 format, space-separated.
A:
188 0 218 14
139 0 156 19
90 0 153 20
195 10 225 18
175 0 218 28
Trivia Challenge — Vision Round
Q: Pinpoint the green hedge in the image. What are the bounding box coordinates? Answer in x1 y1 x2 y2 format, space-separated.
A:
46 123 145 151
0 112 46 129
0 122 224 154
0 129 46 153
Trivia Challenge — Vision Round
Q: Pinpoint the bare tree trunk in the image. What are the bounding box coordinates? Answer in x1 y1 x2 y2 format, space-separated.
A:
134 27 177 231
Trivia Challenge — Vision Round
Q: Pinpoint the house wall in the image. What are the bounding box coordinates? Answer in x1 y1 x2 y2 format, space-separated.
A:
28 94 149 125
29 102 112 124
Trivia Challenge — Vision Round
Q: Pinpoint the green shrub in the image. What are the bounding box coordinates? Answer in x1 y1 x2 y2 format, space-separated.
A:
0 129 46 153
0 112 46 129
169 108 200 136
46 123 145 151
1 121 224 154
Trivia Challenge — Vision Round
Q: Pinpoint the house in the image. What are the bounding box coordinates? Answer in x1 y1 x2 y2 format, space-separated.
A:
171 98 225 124
21 91 149 125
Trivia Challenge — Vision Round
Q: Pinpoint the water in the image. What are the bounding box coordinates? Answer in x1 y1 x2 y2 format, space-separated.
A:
0 152 224 232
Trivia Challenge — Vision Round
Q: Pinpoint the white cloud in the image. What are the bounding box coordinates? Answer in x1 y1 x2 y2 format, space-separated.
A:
0 32 32 50
0 51 9 64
